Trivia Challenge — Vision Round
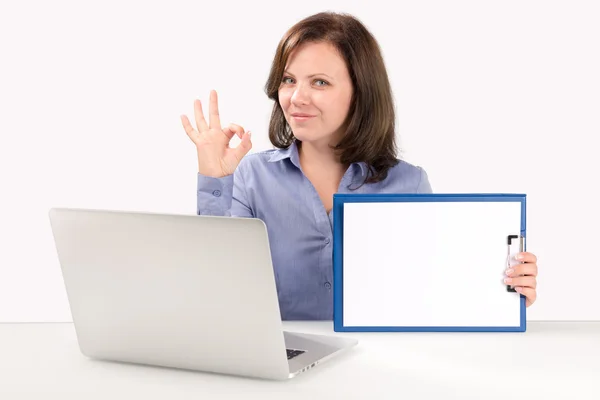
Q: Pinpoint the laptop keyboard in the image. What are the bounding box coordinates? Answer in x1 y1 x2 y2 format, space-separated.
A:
286 349 305 360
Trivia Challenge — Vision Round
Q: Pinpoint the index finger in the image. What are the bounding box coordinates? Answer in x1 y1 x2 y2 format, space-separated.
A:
209 90 221 129
227 123 245 139
516 252 537 263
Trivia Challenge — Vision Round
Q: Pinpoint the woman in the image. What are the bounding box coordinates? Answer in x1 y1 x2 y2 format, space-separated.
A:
181 11 539 320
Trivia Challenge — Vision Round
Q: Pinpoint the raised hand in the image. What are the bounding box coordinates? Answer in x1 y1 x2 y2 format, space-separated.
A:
181 90 252 178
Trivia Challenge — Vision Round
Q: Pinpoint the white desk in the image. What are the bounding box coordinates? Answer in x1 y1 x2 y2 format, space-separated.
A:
1 321 598 399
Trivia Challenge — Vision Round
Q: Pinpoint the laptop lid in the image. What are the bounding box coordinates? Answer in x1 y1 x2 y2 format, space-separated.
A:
48 207 291 380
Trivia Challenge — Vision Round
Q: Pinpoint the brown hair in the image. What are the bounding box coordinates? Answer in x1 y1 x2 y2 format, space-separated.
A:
264 11 399 185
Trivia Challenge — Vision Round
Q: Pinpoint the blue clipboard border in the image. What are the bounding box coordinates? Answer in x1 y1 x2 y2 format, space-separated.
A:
332 193 527 333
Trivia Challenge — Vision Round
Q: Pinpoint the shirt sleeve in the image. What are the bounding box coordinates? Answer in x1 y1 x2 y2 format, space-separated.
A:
416 167 433 193
196 166 254 218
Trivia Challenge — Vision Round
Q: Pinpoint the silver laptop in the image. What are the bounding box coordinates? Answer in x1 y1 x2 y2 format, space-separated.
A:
48 207 357 380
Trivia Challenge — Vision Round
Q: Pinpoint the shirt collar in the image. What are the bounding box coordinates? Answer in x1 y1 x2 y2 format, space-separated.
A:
267 139 301 169
268 139 369 179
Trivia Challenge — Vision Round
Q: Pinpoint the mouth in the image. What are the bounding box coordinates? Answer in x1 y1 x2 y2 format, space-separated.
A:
290 113 316 121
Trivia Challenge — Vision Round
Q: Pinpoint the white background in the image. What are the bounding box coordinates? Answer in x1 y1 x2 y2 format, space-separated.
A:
1 0 598 322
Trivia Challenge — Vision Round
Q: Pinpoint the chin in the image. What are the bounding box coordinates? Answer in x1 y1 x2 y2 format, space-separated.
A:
291 132 311 141
290 130 318 141
292 127 314 142
288 121 338 144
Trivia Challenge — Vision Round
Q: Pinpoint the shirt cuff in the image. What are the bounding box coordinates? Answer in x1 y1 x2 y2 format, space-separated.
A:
196 173 234 215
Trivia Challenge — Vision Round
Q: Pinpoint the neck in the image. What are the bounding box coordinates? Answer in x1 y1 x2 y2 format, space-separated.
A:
297 140 347 177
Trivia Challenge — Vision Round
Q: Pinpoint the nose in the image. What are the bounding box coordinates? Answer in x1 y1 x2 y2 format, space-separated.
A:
290 83 310 106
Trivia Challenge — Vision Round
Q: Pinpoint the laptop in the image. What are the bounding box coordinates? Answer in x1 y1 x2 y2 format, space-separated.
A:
48 207 357 380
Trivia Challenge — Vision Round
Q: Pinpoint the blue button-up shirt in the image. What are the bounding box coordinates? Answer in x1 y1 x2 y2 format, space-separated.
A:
197 140 432 320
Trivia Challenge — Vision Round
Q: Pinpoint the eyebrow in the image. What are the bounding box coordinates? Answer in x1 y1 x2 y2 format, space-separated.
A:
283 70 333 79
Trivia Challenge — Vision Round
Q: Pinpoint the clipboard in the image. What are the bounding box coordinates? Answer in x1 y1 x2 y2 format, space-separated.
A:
332 193 527 332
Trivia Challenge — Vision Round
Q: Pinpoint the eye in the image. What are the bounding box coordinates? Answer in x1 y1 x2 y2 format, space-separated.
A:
282 76 294 84
315 79 328 87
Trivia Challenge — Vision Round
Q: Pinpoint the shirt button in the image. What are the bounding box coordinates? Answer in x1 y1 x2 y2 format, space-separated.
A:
212 190 221 197
324 237 331 244
324 282 331 289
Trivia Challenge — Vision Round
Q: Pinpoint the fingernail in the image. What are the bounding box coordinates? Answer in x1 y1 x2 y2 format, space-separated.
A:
505 269 514 276
516 254 524 260
515 287 522 293
504 278 512 284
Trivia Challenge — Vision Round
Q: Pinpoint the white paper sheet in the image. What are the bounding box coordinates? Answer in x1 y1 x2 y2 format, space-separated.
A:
342 200 523 327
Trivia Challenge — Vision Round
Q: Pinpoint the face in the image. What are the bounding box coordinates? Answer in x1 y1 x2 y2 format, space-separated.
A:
278 41 353 147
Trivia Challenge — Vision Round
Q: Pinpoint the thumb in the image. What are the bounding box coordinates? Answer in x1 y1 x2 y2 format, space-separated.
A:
234 131 252 160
